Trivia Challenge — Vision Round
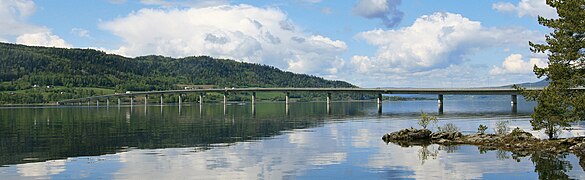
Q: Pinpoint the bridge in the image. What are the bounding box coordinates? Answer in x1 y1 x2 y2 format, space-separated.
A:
57 87 551 114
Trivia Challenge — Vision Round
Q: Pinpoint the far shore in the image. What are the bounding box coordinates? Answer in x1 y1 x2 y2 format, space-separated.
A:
0 98 440 107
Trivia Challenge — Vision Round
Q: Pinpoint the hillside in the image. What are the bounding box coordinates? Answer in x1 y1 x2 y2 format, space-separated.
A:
0 43 355 104
501 79 549 88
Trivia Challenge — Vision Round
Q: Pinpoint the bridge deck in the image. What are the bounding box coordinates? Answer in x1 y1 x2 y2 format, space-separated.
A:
57 87 549 104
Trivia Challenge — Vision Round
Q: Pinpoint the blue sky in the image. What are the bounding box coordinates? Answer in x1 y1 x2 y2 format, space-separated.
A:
0 0 557 87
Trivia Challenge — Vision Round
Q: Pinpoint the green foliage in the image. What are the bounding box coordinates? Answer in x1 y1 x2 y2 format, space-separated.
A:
530 152 573 180
437 123 460 133
478 124 488 134
527 87 568 139
517 0 585 139
418 111 437 129
417 145 438 165
0 43 357 104
0 86 111 104
494 121 510 135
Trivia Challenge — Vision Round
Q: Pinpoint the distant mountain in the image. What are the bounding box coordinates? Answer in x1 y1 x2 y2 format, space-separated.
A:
377 80 550 100
377 79 549 90
501 79 549 88
0 42 355 90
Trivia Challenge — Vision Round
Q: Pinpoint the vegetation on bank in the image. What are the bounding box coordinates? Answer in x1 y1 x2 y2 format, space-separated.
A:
0 42 358 104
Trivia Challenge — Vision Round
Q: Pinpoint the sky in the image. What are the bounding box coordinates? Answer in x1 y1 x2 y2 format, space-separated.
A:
0 0 557 87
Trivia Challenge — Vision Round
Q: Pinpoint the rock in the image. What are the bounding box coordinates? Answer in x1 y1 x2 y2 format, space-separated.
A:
437 139 451 144
560 138 581 146
431 131 462 140
515 151 530 157
453 139 464 144
382 128 432 141
381 127 585 158
570 142 585 152
506 128 536 142
465 133 495 144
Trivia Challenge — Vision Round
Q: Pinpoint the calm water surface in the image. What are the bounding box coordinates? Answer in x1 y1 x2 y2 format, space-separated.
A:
1 98 585 179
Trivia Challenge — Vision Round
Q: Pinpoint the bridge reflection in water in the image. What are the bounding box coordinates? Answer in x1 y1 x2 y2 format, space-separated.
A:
58 87 544 114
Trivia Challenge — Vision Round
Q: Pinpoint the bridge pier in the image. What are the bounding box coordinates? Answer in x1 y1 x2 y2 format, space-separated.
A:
130 97 134 107
327 92 331 105
199 93 204 105
199 104 203 117
438 94 444 114
118 98 121 107
96 100 99 107
160 95 163 106
251 92 256 105
145 95 148 107
252 103 256 116
285 92 290 104
223 92 227 105
223 103 227 115
377 93 382 104
378 104 382 114
178 95 182 106
511 95 518 114
377 93 383 114
106 98 109 107
87 100 90 106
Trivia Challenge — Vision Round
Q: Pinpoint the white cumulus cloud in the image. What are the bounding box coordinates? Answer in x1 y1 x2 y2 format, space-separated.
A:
352 12 539 74
352 0 403 28
493 0 557 18
16 32 70 47
490 54 548 75
350 55 372 74
0 0 38 37
100 4 347 75
0 0 69 47
342 12 546 87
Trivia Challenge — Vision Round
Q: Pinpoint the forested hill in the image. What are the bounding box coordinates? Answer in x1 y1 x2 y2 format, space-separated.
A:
0 42 355 104
0 42 354 90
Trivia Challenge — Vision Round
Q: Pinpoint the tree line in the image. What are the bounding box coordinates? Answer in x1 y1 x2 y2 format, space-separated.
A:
0 43 355 104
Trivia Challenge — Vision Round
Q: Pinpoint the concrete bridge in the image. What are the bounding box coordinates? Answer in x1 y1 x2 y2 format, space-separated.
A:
57 87 551 114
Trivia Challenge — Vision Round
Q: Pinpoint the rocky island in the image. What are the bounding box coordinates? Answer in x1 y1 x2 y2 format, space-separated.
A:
382 127 585 169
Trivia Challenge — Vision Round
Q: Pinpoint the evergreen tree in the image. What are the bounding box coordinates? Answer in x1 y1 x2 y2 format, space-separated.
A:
518 0 585 139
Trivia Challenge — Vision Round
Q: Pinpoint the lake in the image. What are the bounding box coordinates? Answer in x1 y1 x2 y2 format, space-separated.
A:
1 97 585 179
